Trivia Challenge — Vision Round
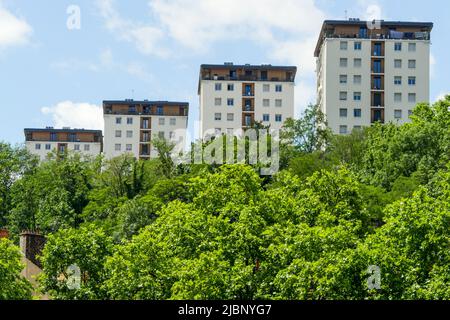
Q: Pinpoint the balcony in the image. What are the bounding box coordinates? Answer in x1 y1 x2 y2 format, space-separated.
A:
324 30 431 41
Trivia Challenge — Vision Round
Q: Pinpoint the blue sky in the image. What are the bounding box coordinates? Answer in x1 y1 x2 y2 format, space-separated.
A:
0 0 449 145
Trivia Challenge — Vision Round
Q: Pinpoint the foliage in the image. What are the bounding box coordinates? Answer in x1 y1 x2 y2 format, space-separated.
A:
39 225 113 299
0 238 33 300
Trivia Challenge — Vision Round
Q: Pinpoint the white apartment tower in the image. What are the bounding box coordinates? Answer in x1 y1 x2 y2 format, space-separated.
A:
103 100 189 160
24 127 103 161
315 20 433 134
198 63 296 138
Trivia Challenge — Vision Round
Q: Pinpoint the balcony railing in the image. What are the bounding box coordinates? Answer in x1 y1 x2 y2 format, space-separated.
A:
203 75 294 82
325 30 431 41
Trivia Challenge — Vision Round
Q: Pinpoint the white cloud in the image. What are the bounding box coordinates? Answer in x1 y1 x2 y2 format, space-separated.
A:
434 92 449 103
430 53 436 78
0 3 32 49
41 101 104 131
96 0 169 57
149 0 324 52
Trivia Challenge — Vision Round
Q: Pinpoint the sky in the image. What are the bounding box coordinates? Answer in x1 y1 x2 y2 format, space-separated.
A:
0 0 449 145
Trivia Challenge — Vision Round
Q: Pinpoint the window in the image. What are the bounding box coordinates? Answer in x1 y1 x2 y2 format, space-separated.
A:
340 41 348 50
74 144 80 151
263 99 270 107
408 60 416 69
354 75 362 84
394 76 402 85
354 58 362 68
340 92 347 101
408 110 413 117
227 84 234 91
354 109 362 118
275 114 282 122
156 106 163 115
373 76 382 89
226 128 234 135
408 43 416 52
339 125 348 135
126 130 133 138
394 93 402 102
227 98 234 106
408 76 416 85
115 130 122 138
263 84 270 92
394 43 402 51
128 105 136 113
227 113 234 121
169 132 175 139
50 133 57 141
340 75 347 84
35 143 41 150
69 133 77 142
340 58 348 67
158 132 165 139
127 117 133 125
263 114 270 122
408 93 416 103
394 110 402 119
275 85 283 92
45 144 51 150
84 144 90 151
115 144 121 151
353 126 362 131
354 42 362 50
126 144 132 151
159 118 166 126
354 92 361 101
275 99 282 107
373 60 382 73
142 119 149 129
340 108 348 118
394 59 402 68
215 113 222 121
215 83 222 91
215 128 222 135
170 118 176 125
215 98 222 106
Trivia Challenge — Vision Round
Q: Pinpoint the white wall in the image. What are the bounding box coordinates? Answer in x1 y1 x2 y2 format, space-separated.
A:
318 38 430 134
199 80 295 138
26 141 102 161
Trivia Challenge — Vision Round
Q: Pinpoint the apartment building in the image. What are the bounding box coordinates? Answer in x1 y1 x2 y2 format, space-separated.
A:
103 100 189 160
315 19 433 134
24 127 103 161
198 63 296 138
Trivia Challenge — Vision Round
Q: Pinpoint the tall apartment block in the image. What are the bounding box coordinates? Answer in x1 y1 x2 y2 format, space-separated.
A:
24 127 103 161
315 19 433 134
103 100 189 160
198 63 296 138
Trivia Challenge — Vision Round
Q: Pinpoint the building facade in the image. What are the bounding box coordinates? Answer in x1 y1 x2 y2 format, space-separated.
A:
315 19 433 134
103 100 189 160
198 63 296 139
24 127 103 161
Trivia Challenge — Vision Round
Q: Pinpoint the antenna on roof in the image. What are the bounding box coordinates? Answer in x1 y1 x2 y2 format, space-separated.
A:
345 10 348 20
131 89 135 100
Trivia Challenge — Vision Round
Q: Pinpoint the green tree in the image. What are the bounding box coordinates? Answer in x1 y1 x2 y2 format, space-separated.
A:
39 225 113 299
0 238 33 300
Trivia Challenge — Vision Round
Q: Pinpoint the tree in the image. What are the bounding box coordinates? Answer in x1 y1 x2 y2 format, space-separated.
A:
0 238 33 300
281 104 331 154
39 225 113 299
8 153 95 235
0 143 37 227
152 137 176 178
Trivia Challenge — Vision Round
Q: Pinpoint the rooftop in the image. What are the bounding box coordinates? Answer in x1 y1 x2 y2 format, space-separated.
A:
24 128 102 134
103 100 189 106
315 19 434 56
